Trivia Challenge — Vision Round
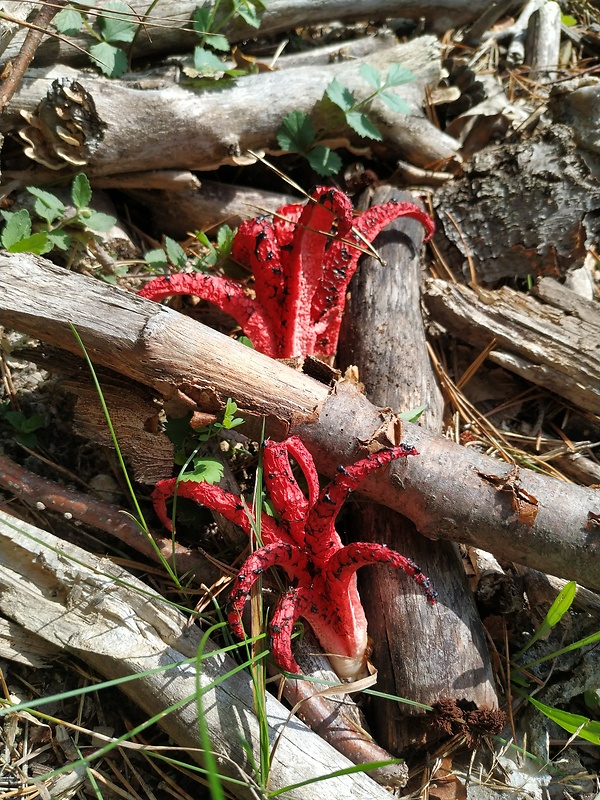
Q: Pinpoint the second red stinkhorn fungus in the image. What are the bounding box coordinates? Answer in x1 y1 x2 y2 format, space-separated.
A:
151 436 436 679
139 186 434 359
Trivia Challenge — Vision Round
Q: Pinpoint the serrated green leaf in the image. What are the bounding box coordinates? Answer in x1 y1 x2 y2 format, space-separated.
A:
529 697 600 745
165 236 187 267
89 41 128 77
193 46 226 75
71 173 92 209
182 458 225 485
277 110 315 153
325 78 355 113
16 431 39 448
192 6 212 34
1 209 32 248
27 186 66 224
45 230 71 250
379 91 411 115
384 64 415 87
97 1 137 44
79 210 116 231
205 32 230 52
235 0 263 28
307 145 342 177
345 111 383 141
144 248 168 269
54 6 84 35
359 63 381 89
216 224 235 254
7 232 54 255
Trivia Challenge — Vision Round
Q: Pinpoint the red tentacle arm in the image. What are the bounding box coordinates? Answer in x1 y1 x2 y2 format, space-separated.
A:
279 188 353 358
311 200 435 355
151 477 282 540
325 541 438 605
231 218 286 341
305 444 418 559
269 586 313 674
227 543 310 638
138 273 279 357
262 437 319 545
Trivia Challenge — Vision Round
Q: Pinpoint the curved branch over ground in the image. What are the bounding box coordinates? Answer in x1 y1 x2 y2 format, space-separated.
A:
0 253 599 588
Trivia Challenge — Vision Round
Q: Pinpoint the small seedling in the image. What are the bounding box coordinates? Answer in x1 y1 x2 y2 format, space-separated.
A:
0 403 45 448
54 1 137 78
0 173 116 262
186 0 267 81
277 64 415 176
166 397 245 483
143 225 235 275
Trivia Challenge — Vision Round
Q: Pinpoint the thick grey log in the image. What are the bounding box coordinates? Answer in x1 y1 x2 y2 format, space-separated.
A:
0 508 397 800
4 39 460 175
338 188 496 751
1 254 599 588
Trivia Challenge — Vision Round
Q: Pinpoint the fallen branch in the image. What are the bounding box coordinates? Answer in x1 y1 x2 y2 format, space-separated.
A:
1 254 599 588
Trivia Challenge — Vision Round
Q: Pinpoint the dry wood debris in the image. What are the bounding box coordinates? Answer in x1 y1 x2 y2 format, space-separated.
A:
1 1 600 798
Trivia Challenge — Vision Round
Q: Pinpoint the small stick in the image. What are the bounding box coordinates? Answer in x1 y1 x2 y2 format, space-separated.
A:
0 1 66 113
0 453 216 582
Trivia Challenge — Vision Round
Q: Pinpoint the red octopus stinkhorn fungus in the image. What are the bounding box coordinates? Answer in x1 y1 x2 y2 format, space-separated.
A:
151 436 436 679
138 186 434 359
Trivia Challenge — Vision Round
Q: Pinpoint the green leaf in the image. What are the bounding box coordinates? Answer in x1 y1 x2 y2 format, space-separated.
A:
97 1 137 44
234 0 264 28
8 232 54 255
1 209 31 249
192 6 212 32
345 111 383 141
45 230 71 250
325 78 355 113
561 14 577 26
514 581 577 659
71 173 92 209
276 110 315 153
182 458 224 485
384 64 415 87
529 697 600 745
79 210 116 231
193 46 226 75
398 404 428 423
165 236 187 267
54 6 84 35
205 33 230 52
237 335 255 349
216 224 235 254
144 248 168 269
15 431 39 448
359 63 381 89
379 91 411 115
307 145 342 177
89 41 128 77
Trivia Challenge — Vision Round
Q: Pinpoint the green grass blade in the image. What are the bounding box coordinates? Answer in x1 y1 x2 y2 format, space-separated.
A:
266 759 405 797
514 580 577 660
528 697 600 745
520 627 600 670
68 323 182 586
